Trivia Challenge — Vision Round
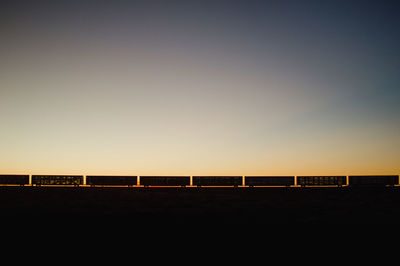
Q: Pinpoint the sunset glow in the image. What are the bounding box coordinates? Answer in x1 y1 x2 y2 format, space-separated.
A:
1 1 399 176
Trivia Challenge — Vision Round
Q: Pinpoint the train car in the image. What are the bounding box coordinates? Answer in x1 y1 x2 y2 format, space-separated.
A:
140 176 190 187
348 175 399 187
245 176 294 187
0 175 29 186
193 176 243 187
86 176 137 187
32 175 83 186
297 176 347 187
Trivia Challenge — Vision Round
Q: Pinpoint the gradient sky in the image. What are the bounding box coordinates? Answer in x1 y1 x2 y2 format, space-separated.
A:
1 0 399 175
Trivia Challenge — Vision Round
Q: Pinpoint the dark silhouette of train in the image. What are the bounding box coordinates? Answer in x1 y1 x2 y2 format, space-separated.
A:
0 174 398 187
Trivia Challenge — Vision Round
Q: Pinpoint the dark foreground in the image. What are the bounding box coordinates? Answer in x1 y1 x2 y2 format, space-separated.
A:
1 186 400 225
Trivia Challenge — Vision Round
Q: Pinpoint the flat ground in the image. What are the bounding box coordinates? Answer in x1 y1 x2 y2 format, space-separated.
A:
1 186 400 225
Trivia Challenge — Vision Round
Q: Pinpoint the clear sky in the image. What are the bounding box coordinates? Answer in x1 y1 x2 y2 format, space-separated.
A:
1 0 399 175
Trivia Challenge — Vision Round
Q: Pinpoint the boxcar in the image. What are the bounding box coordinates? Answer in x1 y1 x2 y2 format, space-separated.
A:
193 176 243 187
297 176 347 187
348 175 399 187
32 175 83 186
86 176 137 186
0 175 29 186
140 176 190 187
245 176 294 187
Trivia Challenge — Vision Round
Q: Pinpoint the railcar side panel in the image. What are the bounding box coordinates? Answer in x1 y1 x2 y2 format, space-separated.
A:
32 175 83 186
297 176 347 187
0 175 29 186
193 176 243 187
140 176 190 187
348 175 398 187
245 176 294 187
86 176 137 186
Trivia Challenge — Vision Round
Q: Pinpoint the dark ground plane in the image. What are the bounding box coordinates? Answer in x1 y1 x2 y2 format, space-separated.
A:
1 187 400 225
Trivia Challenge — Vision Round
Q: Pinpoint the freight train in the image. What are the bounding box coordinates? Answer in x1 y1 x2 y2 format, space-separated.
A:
0 174 399 188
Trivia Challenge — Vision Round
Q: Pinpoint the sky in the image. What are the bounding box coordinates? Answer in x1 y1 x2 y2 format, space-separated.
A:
1 0 399 175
